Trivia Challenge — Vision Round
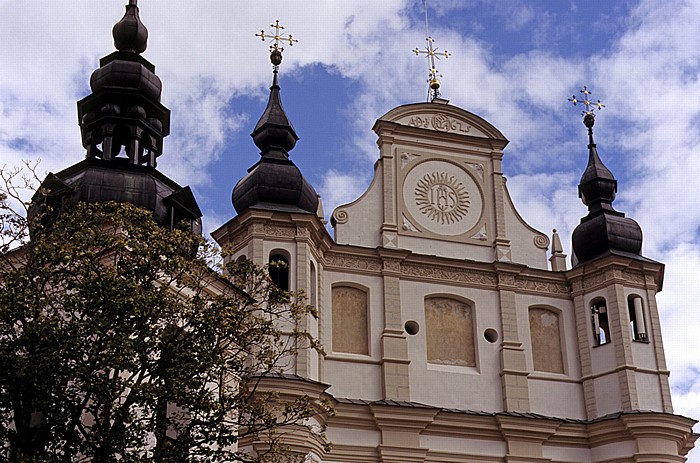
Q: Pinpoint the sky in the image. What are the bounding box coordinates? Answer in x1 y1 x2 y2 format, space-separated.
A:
1 0 700 458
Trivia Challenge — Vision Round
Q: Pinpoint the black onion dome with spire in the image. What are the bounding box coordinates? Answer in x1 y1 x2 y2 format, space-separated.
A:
232 51 319 214
571 113 643 266
29 1 201 233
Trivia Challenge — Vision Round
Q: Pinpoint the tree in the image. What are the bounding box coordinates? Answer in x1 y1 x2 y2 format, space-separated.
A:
0 165 331 462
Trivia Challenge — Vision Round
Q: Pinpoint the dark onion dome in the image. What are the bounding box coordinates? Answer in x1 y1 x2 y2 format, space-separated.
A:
29 158 202 234
232 71 319 214
90 0 161 101
571 114 643 266
29 1 201 234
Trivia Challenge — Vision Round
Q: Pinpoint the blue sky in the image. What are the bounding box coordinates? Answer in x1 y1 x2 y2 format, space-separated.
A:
1 0 700 458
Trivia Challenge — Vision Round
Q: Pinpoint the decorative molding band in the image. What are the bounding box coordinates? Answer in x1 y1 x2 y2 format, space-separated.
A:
264 224 297 238
402 263 497 286
324 254 383 272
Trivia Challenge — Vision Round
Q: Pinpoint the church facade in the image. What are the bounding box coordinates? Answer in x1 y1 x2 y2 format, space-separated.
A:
31 1 697 461
212 29 698 463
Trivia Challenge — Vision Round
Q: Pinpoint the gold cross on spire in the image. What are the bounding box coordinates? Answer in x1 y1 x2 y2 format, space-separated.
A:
255 20 298 52
256 20 298 71
414 36 451 101
568 86 605 118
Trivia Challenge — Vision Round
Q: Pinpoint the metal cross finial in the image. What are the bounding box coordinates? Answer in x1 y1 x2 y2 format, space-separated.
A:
256 20 298 53
569 86 605 143
413 36 450 101
568 86 605 118
413 1 450 101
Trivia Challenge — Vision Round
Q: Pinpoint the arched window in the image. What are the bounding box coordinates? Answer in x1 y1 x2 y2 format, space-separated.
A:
425 297 475 367
331 286 369 355
529 307 564 374
310 261 317 308
591 298 610 346
269 252 289 291
628 295 648 342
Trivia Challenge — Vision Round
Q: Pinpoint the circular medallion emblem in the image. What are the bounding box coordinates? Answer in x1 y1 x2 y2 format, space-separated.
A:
403 160 483 236
415 172 470 224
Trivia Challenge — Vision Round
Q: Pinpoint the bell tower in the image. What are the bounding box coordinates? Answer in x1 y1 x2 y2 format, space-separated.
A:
567 89 674 421
30 0 202 233
212 21 330 381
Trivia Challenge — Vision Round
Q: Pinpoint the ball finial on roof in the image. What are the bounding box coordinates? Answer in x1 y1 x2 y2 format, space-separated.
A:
112 0 148 54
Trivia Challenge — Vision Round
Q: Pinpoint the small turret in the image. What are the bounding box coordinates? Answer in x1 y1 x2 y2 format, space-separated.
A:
232 21 318 215
29 1 201 233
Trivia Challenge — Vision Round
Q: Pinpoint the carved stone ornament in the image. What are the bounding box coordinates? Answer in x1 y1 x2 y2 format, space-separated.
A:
622 270 645 285
333 209 349 225
407 116 430 129
431 113 471 134
514 278 570 295
265 224 296 238
470 225 487 241
466 162 485 181
402 215 420 232
324 253 382 272
582 272 606 290
383 259 402 272
403 160 483 236
403 113 472 135
415 172 471 224
403 263 497 286
400 151 420 169
533 235 550 249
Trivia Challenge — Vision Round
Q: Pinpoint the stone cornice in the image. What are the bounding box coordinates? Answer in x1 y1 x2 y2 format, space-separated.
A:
328 399 697 454
323 246 571 298
566 255 665 295
212 209 333 255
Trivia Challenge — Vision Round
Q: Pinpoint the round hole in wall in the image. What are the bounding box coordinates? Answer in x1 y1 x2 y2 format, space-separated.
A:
484 328 499 343
404 320 420 335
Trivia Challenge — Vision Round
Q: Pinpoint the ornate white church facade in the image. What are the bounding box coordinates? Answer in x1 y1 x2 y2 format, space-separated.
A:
213 87 697 461
29 1 698 461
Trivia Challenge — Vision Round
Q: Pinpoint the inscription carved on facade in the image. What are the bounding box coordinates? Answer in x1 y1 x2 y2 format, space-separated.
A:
405 113 472 135
415 172 470 224
407 116 430 129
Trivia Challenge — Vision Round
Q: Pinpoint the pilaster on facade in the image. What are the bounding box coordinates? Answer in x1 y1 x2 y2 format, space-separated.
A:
379 252 411 400
370 404 437 462
496 268 531 413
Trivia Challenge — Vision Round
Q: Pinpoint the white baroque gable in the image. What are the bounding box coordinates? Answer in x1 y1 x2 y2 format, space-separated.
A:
334 101 549 269
379 101 507 140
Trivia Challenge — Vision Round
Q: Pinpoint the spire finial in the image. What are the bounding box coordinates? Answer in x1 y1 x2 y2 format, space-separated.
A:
413 1 450 101
112 0 148 54
569 86 605 144
255 20 299 73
